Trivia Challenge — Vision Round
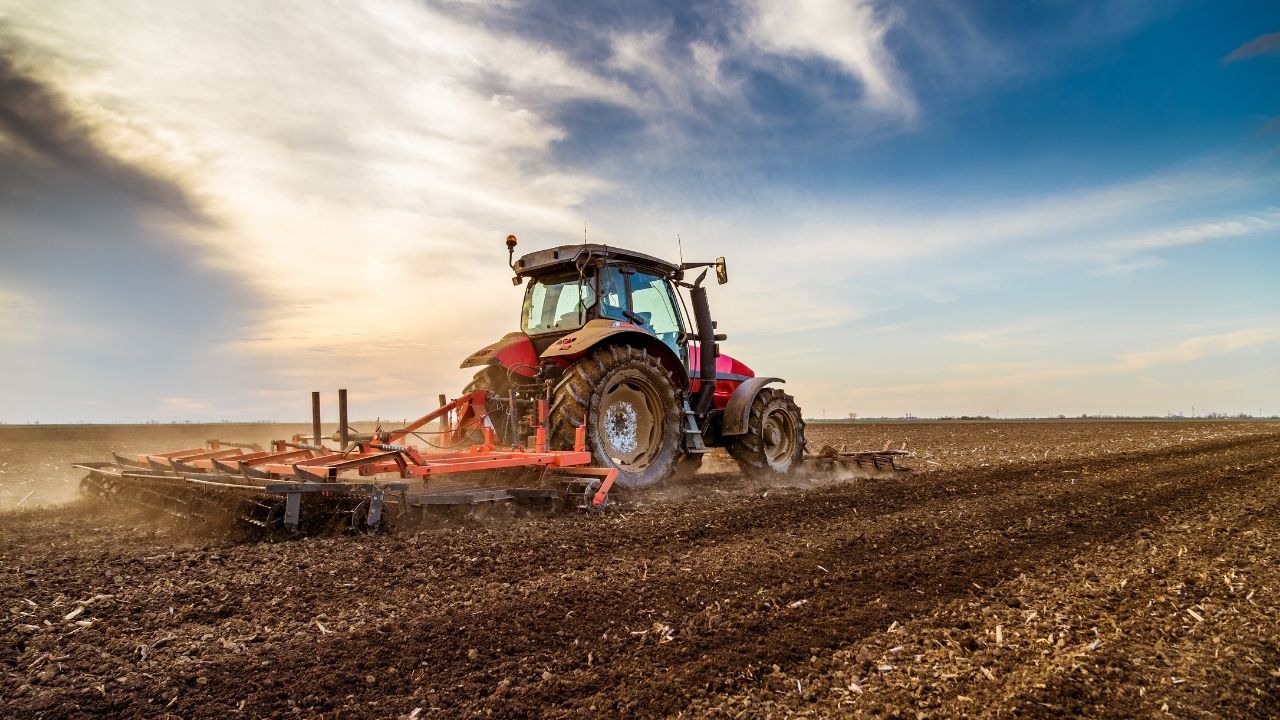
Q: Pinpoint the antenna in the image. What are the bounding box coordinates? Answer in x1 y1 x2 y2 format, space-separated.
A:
583 221 587 245
677 233 684 266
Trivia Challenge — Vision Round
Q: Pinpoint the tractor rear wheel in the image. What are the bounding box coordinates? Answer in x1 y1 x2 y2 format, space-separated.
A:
727 388 806 475
550 345 682 489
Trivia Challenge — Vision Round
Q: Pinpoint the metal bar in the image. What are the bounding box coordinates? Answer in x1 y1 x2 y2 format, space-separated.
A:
402 454 558 476
182 477 271 491
294 452 349 466
240 449 313 467
284 493 301 531
403 489 514 505
439 393 450 436
535 399 547 452
147 458 178 474
217 449 274 463
312 391 322 447
308 450 401 472
509 387 519 446
384 391 487 446
292 464 334 481
265 482 363 492
112 452 149 469
338 388 349 452
208 439 264 451
367 486 384 527
506 488 560 500
147 447 214 460
155 448 246 465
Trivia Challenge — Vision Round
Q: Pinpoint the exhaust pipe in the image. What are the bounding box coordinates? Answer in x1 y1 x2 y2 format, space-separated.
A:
690 283 717 414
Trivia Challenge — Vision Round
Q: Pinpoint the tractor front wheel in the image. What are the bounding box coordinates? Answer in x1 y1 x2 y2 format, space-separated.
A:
550 345 682 489
727 388 806 475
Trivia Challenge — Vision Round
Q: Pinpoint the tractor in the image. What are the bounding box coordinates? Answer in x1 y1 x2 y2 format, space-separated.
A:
460 236 807 489
70 237 907 533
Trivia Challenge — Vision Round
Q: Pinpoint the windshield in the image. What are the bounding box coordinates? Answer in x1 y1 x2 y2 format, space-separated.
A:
521 271 596 335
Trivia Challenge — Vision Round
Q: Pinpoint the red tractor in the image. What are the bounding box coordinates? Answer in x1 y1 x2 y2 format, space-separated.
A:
460 236 807 489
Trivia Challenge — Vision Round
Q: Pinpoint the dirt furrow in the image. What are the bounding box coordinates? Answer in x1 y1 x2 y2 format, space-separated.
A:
40 433 1269 719
2 424 1277 719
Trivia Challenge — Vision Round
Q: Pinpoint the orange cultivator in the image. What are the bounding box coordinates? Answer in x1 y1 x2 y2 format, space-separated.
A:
76 390 617 533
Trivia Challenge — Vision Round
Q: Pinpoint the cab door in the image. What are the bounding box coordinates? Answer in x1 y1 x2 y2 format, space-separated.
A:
595 265 688 361
626 270 686 360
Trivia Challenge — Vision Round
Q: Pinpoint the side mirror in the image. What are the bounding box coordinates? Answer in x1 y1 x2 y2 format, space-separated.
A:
714 257 728 285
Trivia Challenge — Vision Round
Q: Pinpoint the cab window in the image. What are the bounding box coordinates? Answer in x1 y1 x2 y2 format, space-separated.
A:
521 270 595 335
629 271 684 353
597 266 628 321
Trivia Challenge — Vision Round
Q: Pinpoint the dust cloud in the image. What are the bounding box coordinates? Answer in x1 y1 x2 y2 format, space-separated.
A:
0 423 311 511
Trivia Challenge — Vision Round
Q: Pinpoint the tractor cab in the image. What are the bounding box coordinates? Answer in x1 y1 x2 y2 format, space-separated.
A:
517 250 688 360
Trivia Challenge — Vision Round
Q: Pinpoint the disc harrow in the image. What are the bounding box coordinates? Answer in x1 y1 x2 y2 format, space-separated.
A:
805 441 913 476
75 389 618 534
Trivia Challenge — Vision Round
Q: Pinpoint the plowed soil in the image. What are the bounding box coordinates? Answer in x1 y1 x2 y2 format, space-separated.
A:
2 421 1278 718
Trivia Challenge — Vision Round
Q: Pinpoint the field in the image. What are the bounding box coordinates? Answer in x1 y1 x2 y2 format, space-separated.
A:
2 420 1278 718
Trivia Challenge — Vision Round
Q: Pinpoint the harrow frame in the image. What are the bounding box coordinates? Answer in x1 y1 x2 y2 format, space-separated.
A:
76 390 617 532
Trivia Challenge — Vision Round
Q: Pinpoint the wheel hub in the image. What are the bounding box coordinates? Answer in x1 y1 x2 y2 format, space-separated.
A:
766 424 782 447
605 401 639 453
762 409 795 465
598 376 661 470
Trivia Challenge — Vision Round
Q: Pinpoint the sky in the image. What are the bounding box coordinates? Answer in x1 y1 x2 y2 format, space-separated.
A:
0 0 1278 423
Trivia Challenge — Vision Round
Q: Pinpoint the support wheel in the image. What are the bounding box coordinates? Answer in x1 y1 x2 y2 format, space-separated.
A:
580 478 608 512
550 345 682 489
727 388 806 475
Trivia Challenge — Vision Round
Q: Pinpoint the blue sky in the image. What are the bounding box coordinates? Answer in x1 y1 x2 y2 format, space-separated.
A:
0 0 1277 422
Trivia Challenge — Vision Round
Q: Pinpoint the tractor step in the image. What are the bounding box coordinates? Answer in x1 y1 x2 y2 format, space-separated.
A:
681 399 710 453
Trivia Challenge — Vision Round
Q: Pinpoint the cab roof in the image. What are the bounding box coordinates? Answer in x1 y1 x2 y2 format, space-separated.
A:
513 243 679 278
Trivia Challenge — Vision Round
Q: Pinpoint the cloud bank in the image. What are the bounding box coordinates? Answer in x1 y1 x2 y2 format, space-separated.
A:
0 0 1276 421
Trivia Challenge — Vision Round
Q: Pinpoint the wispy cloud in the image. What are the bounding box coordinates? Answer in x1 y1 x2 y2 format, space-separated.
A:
1104 211 1280 252
1222 31 1280 63
0 287 34 343
158 397 209 413
606 30 745 119
739 0 916 117
1078 208 1280 273
594 0 921 143
1118 327 1280 370
596 163 1279 374
943 317 1068 348
610 165 1276 276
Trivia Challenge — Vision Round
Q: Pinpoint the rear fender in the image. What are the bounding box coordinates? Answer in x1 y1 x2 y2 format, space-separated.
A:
460 332 539 378
721 377 785 436
542 319 689 390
